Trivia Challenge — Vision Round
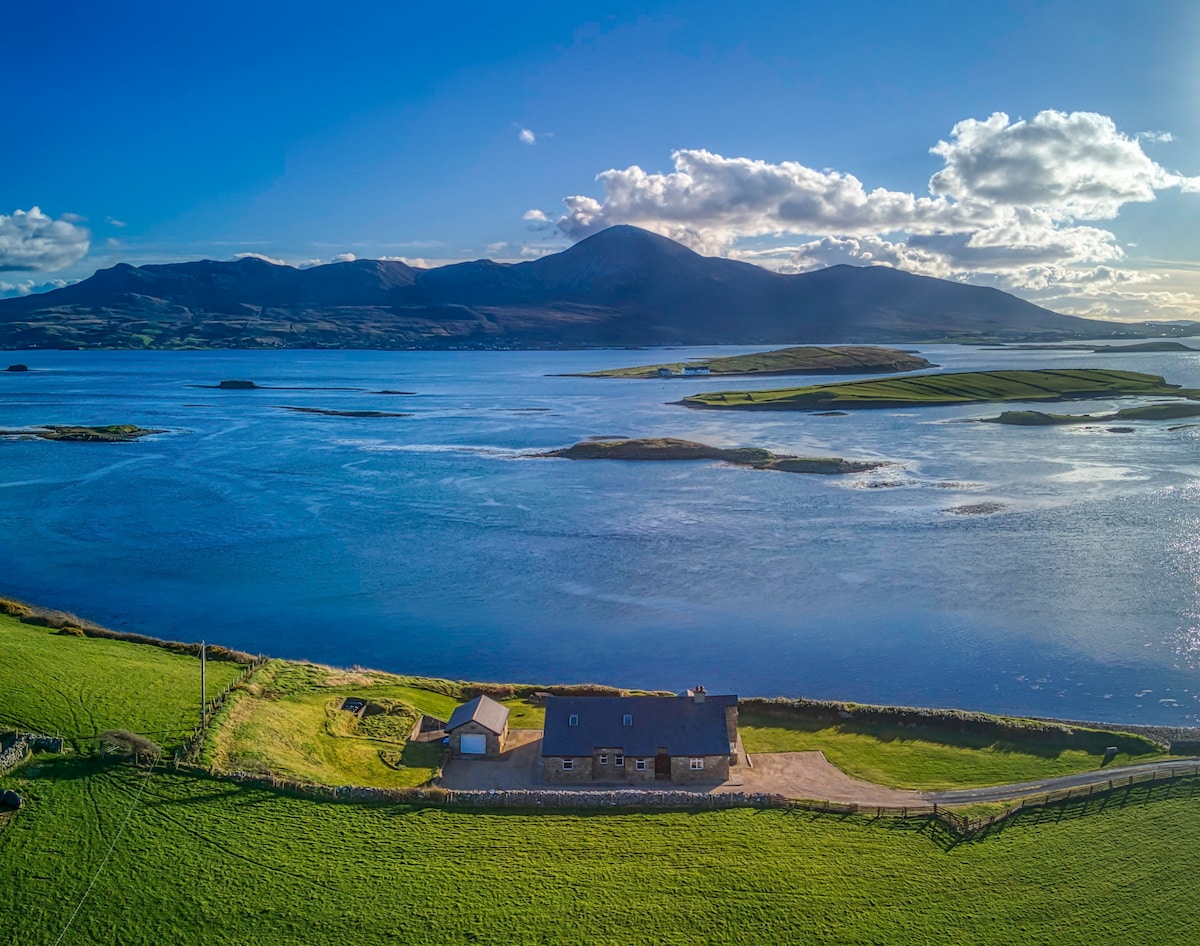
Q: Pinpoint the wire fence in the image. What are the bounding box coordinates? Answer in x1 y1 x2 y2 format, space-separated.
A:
178 655 269 763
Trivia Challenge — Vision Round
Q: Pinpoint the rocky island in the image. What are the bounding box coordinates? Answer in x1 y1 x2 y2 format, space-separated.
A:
0 424 165 442
567 345 935 379
275 406 411 418
681 369 1197 411
981 403 1200 426
537 438 888 475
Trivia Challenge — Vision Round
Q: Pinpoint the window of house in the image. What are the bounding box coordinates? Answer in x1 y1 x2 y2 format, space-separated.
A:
690 758 704 770
623 714 633 726
615 754 624 767
599 754 608 765
562 758 574 771
635 758 646 771
568 714 579 726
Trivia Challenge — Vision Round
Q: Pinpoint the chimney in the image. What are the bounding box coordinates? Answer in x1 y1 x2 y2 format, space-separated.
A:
692 685 706 704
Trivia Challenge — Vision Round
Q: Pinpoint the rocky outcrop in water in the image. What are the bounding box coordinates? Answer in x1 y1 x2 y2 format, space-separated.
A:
537 438 887 475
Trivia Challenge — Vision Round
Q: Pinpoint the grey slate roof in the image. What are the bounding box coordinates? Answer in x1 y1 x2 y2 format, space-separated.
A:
541 695 735 757
445 695 510 735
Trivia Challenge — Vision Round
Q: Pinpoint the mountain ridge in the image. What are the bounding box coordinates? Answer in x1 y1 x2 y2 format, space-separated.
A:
0 225 1127 349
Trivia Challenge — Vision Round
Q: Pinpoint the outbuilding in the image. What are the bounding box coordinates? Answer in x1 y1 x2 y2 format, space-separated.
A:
445 694 510 757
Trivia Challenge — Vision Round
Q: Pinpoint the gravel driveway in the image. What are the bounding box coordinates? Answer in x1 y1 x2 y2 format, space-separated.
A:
725 751 926 806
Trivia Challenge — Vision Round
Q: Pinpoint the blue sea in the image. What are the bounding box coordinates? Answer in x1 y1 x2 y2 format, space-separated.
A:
3 344 1200 726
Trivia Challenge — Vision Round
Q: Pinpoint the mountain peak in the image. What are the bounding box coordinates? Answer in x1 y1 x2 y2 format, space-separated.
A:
568 224 703 259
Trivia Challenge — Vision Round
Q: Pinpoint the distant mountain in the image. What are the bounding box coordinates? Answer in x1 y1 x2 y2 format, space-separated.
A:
0 225 1129 349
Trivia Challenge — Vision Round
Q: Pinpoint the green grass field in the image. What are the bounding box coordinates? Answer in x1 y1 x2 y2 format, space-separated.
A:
683 368 1191 410
739 710 1167 790
4 757 1200 945
577 345 930 378
8 611 1200 943
0 615 242 751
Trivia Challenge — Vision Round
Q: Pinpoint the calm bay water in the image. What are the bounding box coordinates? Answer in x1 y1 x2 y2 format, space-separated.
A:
3 344 1200 725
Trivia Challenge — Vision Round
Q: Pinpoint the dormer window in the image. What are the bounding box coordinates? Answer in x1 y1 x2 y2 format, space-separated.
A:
622 713 633 727
568 714 579 726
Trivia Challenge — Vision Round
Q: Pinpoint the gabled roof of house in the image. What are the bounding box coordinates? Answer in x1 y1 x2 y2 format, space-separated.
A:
445 695 510 735
541 695 735 757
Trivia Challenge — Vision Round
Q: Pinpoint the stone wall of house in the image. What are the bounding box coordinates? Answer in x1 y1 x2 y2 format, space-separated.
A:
545 751 715 784
670 754 730 784
448 720 506 757
589 747 624 782
622 756 658 784
543 756 598 783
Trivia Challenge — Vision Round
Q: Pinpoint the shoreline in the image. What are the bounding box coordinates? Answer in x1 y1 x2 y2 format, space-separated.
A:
4 591 1194 744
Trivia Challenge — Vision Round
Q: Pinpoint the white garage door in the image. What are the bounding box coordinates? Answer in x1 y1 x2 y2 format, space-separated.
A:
460 733 487 755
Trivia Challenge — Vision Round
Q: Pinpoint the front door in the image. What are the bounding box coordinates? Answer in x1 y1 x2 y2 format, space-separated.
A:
654 751 671 779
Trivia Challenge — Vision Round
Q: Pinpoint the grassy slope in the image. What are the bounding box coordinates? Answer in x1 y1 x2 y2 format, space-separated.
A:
683 368 1189 410
207 662 449 787
579 345 929 378
739 711 1167 791
0 615 241 750
207 661 545 788
4 760 1200 945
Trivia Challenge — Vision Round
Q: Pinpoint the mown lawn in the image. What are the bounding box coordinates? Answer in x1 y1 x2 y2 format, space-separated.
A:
0 615 242 751
3 757 1200 945
740 709 1168 790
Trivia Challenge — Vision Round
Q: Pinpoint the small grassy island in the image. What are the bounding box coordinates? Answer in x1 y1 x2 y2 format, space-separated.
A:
982 403 1200 426
568 345 934 379
993 341 1200 353
538 438 887 474
4 363 29 372
0 424 164 442
681 368 1195 411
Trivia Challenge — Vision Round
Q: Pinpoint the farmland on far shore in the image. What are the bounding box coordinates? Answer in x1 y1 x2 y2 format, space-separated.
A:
682 368 1194 410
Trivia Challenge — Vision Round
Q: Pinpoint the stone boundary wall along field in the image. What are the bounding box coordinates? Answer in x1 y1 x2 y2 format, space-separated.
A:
194 759 1200 839
0 733 65 776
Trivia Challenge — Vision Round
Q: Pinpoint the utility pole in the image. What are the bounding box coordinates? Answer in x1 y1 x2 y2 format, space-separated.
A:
200 640 207 734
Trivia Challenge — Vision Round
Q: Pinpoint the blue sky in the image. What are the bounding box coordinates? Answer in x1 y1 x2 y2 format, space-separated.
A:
3 0 1198 320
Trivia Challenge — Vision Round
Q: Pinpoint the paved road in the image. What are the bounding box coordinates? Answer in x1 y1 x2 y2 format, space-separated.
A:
925 758 1200 806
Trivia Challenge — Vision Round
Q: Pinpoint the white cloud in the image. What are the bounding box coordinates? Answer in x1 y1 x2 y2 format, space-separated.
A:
105 216 127 228
518 244 558 258
929 111 1197 220
548 110 1200 320
0 207 91 273
523 209 553 231
557 149 986 252
330 252 356 263
518 128 537 145
379 256 432 268
1137 131 1174 144
0 277 73 298
233 252 288 265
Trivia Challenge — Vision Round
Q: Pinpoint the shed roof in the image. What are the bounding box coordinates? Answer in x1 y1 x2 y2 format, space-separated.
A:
445 695 510 735
541 695 735 757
